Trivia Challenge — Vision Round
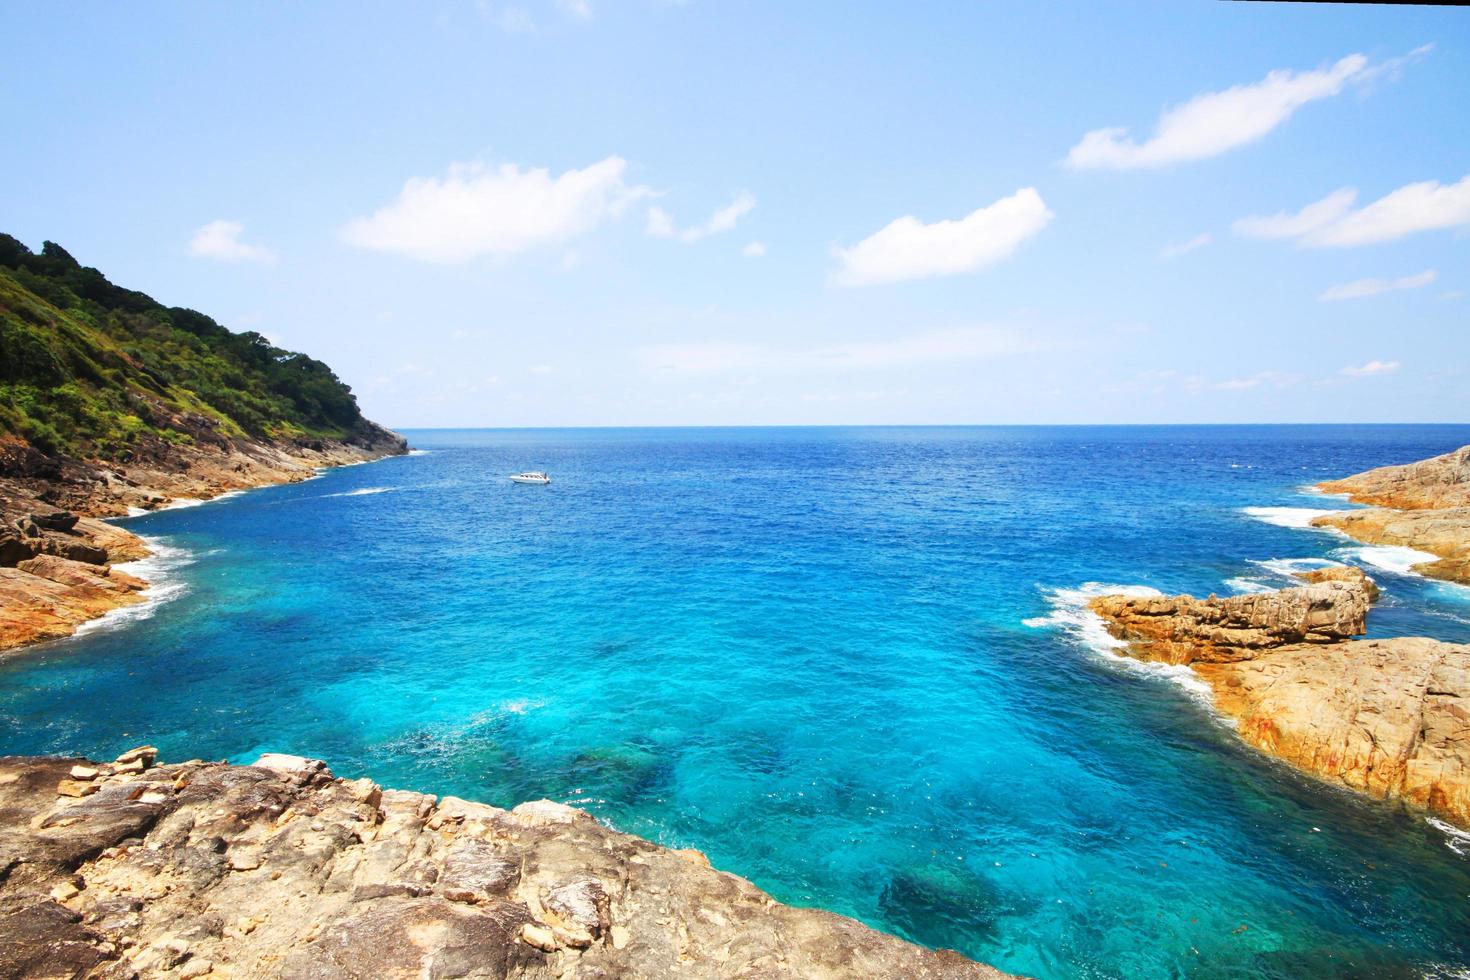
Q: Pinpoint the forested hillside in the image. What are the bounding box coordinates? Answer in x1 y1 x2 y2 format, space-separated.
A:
0 234 380 462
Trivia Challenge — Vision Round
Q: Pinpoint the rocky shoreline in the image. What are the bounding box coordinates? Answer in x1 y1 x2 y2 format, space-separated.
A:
0 426 407 653
1089 567 1470 830
0 750 1013 979
1311 444 1470 585
1085 442 1470 832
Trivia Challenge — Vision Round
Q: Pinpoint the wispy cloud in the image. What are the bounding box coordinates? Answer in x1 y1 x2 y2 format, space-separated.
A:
1066 49 1425 170
1159 232 1211 260
742 241 766 258
1319 269 1436 302
641 325 1049 374
1341 359 1400 378
556 0 592 19
1109 369 1303 394
647 192 756 244
1235 174 1470 247
831 188 1052 287
342 157 650 262
188 220 275 263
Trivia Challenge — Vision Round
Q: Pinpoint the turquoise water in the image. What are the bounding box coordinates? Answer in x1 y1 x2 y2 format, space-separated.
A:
3 425 1470 978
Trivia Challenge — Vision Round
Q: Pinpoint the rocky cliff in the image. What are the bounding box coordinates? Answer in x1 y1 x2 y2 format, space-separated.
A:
0 232 409 653
0 429 405 655
0 751 1012 980
1312 444 1470 584
1090 568 1470 830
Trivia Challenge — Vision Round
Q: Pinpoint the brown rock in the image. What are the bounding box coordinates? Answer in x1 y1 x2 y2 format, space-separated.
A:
1293 564 1379 600
1312 445 1470 585
1088 579 1371 665
1091 578 1470 830
0 753 1015 978
1196 638 1470 827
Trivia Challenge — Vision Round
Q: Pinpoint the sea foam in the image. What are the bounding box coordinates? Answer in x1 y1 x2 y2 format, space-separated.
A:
1025 583 1212 699
72 536 194 637
1240 506 1346 530
1347 545 1441 576
1427 817 1470 856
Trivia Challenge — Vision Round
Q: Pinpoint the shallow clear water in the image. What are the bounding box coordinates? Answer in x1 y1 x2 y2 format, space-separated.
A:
4 425 1470 978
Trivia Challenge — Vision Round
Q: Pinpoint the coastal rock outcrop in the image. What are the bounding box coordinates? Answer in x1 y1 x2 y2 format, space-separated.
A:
1089 569 1470 830
1312 444 1470 584
0 431 407 655
1195 638 1470 826
1087 571 1372 665
0 751 1013 979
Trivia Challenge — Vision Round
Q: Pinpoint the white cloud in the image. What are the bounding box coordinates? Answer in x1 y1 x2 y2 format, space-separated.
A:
342 157 650 263
1319 269 1436 302
1066 52 1388 170
1308 175 1470 247
641 325 1046 374
1235 174 1470 247
831 187 1052 287
742 241 766 258
1159 232 1211 260
557 0 592 19
647 192 755 244
1341 359 1400 378
1232 188 1357 240
188 220 275 263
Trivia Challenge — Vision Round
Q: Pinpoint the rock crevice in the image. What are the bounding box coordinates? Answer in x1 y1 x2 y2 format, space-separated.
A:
0 751 1012 979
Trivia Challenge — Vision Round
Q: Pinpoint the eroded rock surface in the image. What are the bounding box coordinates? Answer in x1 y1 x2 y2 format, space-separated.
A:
0 752 1013 979
1089 569 1470 829
0 428 406 654
1313 444 1470 584
1196 638 1470 827
1087 573 1372 665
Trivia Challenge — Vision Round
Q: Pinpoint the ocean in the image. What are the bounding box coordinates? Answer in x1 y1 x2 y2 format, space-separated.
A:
3 425 1469 978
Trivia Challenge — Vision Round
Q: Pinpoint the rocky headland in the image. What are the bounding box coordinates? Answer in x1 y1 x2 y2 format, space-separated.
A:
1311 443 1470 584
1089 567 1470 830
0 233 410 654
0 750 1013 979
0 426 406 654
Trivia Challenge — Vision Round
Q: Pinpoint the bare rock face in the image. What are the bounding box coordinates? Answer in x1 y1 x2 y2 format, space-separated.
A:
0 433 409 655
1196 638 1470 828
1318 444 1470 510
1087 575 1372 665
0 752 1014 980
1312 507 1470 585
1312 445 1470 585
1293 564 1380 599
1089 570 1470 830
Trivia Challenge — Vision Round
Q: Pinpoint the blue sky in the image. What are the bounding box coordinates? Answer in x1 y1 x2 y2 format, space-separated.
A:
3 2 1467 426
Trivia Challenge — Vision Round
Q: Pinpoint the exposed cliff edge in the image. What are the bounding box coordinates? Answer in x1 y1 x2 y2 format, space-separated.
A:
0 751 1013 979
1090 568 1470 830
1312 444 1470 584
0 234 407 652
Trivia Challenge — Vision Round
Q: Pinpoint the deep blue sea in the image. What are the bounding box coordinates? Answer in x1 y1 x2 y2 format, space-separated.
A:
4 425 1470 978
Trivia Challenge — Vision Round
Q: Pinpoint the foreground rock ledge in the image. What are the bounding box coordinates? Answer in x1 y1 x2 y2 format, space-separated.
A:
1091 568 1470 830
0 752 1013 979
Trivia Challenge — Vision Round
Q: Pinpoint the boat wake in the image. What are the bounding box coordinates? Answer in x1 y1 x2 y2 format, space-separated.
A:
325 486 395 498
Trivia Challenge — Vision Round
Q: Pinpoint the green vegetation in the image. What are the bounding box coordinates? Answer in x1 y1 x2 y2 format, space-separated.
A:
0 234 376 460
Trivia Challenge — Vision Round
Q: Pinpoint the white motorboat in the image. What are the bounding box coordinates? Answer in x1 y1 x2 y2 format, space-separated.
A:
509 471 551 485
